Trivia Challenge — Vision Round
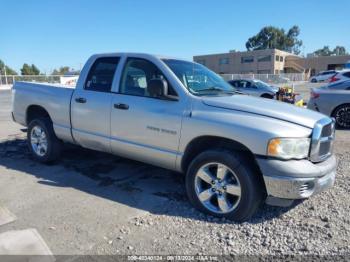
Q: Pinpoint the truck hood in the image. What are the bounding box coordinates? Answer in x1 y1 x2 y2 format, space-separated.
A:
201 94 325 128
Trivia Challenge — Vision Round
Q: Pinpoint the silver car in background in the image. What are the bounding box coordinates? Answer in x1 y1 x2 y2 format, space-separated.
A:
308 80 350 129
227 79 278 99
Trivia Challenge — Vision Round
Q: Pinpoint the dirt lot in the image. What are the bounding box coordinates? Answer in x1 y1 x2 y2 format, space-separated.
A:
0 85 349 257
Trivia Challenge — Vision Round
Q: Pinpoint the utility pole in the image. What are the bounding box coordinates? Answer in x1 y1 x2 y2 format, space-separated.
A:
3 64 8 85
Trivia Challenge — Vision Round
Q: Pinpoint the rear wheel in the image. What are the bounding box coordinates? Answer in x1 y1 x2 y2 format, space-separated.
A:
311 78 317 83
332 104 350 129
186 150 264 221
27 118 62 163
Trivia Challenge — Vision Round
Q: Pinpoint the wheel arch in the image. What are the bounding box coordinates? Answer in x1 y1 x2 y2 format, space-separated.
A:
181 136 259 173
26 105 52 125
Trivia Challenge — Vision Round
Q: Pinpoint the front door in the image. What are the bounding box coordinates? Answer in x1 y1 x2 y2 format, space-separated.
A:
110 58 187 169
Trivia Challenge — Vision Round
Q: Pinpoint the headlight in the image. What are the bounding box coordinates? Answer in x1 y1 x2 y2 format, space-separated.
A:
267 138 310 160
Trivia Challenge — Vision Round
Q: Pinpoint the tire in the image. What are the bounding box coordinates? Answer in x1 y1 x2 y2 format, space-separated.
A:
311 79 317 83
186 150 264 221
332 104 350 129
27 118 62 163
261 93 274 99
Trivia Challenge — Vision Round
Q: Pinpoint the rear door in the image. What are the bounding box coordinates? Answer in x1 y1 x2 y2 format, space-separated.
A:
71 57 120 152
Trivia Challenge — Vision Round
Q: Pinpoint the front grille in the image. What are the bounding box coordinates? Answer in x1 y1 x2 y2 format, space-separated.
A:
321 123 333 137
319 142 331 156
310 118 335 163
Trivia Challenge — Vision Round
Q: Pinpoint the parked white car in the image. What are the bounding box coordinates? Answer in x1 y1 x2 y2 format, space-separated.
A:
328 69 350 83
309 70 337 83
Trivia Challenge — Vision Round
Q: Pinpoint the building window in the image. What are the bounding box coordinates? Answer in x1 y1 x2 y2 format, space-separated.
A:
280 56 283 62
275 55 280 62
241 56 254 63
257 55 271 62
219 57 229 65
196 59 206 65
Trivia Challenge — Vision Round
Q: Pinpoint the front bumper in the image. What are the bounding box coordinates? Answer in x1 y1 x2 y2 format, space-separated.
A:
257 155 336 199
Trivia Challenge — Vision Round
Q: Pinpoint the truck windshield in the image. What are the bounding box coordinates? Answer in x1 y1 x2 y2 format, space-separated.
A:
162 59 236 95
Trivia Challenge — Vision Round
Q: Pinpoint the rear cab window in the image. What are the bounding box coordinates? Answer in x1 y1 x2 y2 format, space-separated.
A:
85 57 120 92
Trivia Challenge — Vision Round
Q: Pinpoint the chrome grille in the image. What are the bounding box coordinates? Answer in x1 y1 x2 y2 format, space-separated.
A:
310 118 335 163
321 123 333 137
319 142 331 156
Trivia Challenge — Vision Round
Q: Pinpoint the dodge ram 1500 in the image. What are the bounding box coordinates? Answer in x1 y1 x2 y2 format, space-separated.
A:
12 53 337 221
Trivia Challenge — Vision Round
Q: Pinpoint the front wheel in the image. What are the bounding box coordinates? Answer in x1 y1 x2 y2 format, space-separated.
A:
186 150 264 221
27 118 62 163
332 104 350 129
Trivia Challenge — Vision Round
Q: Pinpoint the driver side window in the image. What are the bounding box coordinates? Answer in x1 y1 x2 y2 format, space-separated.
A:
119 58 177 97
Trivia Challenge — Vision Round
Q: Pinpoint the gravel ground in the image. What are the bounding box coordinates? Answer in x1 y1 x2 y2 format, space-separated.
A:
0 88 349 259
89 151 350 257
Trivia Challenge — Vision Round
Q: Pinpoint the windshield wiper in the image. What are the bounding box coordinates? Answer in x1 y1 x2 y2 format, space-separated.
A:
197 87 236 94
197 87 225 92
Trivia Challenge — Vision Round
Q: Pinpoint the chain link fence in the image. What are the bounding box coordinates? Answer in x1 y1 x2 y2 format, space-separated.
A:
221 73 308 85
0 75 78 88
0 73 308 89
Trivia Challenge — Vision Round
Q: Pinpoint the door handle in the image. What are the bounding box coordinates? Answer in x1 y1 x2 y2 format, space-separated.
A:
114 103 129 110
75 97 87 103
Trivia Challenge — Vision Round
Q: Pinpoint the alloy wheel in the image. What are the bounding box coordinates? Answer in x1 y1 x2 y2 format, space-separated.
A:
335 106 350 128
30 126 48 157
194 162 241 214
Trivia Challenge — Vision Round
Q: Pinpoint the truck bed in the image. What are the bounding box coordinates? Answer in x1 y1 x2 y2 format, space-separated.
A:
12 81 75 143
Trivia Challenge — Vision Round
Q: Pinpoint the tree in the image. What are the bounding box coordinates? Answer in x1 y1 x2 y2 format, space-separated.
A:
312 46 348 56
0 59 18 75
20 63 40 75
245 26 303 54
52 66 71 75
21 64 32 75
31 64 40 75
333 46 348 56
313 46 333 56
286 26 303 54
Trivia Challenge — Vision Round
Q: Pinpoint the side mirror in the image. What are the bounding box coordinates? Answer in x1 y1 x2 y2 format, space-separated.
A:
148 79 178 100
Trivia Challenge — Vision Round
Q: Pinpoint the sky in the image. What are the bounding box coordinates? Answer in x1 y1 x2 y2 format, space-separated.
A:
1 0 350 74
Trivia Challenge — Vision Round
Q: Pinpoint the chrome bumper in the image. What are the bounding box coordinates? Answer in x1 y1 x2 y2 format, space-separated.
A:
257 155 337 199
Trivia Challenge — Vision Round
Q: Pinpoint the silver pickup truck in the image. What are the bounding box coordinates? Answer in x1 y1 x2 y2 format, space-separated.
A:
12 53 337 221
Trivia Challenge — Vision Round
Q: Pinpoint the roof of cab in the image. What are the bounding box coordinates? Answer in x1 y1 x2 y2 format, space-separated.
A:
90 52 190 61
